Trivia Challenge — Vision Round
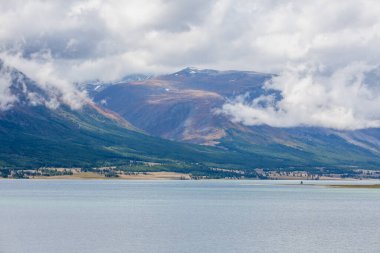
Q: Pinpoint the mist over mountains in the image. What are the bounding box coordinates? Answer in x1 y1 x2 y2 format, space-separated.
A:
2 61 380 170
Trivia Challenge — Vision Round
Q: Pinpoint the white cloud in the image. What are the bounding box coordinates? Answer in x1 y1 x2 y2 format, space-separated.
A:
0 66 17 110
0 0 380 128
0 52 88 110
1 0 380 74
221 63 380 130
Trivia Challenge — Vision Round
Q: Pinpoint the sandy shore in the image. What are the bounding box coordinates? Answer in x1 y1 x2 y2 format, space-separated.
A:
31 171 191 180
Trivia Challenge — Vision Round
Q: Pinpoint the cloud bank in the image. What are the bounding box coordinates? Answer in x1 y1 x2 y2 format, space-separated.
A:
218 0 380 129
1 0 380 129
0 53 88 110
222 63 380 130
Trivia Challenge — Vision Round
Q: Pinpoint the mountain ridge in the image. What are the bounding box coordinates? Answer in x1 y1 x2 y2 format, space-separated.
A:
2 63 380 170
90 67 380 168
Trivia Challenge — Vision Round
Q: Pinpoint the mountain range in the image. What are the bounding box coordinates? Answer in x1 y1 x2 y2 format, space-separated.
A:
2 62 380 172
90 67 380 169
0 62 273 174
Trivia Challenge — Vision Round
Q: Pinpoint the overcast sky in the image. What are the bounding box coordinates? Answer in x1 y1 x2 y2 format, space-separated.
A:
1 0 380 129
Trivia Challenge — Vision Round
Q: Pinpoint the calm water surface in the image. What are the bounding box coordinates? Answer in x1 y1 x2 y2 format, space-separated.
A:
0 180 379 253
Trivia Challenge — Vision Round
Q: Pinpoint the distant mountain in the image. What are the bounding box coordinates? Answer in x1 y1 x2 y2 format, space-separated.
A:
91 67 380 168
92 67 273 144
121 73 152 82
80 74 152 98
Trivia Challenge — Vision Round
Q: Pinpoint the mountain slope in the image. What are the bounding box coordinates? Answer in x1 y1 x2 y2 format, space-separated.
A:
93 68 273 145
0 64 221 168
3 63 380 170
0 63 292 170
91 67 380 168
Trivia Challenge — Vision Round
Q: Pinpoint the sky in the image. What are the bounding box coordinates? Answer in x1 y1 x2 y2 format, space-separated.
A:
1 0 380 129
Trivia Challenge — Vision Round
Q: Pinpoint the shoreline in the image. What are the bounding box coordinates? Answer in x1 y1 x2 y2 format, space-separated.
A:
3 167 380 181
1 172 192 180
1 172 378 182
2 175 380 188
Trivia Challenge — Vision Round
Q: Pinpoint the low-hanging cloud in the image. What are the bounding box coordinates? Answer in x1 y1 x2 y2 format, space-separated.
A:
221 63 380 130
1 0 380 129
0 52 88 110
0 65 17 110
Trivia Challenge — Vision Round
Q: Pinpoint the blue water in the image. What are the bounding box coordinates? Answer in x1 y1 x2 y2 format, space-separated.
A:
0 180 380 253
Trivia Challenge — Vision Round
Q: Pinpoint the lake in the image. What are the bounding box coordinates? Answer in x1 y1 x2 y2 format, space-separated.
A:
0 180 379 253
